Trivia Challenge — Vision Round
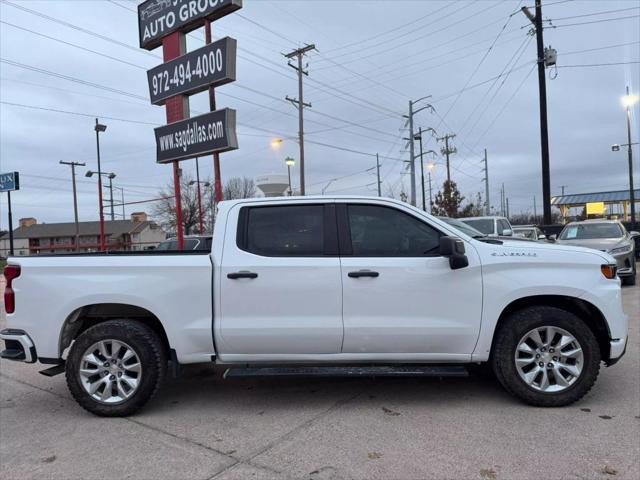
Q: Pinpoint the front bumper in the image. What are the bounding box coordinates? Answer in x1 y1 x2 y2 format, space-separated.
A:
612 252 635 276
607 337 627 366
0 329 37 363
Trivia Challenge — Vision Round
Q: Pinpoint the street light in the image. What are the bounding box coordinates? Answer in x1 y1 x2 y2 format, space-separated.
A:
189 174 211 234
271 138 283 149
86 170 117 222
285 157 295 196
94 119 107 251
611 87 638 227
427 162 435 214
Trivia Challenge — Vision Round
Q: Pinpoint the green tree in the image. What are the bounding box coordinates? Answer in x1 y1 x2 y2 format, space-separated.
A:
431 180 465 217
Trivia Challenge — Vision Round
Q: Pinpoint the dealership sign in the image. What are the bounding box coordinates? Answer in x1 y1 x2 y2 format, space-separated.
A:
147 37 236 105
0 171 19 192
138 0 243 50
155 108 238 163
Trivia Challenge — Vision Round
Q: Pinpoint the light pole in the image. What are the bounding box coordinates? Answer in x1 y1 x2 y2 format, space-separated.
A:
189 176 210 235
94 119 107 251
86 170 116 221
612 87 638 227
59 161 86 251
285 157 295 196
403 97 435 207
427 162 434 214
414 128 438 212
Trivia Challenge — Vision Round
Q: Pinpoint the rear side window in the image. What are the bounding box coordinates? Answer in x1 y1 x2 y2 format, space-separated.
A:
463 219 494 235
242 205 324 256
346 204 441 256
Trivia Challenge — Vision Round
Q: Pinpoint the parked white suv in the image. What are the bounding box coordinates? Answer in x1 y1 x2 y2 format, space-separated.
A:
460 216 514 237
0 196 628 416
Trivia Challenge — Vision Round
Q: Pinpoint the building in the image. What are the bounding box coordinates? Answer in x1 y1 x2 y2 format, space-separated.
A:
551 189 640 223
0 212 166 256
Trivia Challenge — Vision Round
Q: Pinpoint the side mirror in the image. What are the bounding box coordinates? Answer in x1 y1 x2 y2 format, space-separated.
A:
548 234 557 242
439 236 469 270
502 229 513 236
630 231 640 238
538 234 547 240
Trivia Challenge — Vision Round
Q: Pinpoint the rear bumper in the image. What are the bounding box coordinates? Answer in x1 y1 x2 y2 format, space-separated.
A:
0 329 37 363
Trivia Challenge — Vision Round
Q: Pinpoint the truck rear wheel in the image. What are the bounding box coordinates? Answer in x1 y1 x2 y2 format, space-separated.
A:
491 306 601 407
65 320 166 417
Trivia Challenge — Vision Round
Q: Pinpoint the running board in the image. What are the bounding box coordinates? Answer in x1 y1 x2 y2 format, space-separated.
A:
39 363 66 377
223 366 468 379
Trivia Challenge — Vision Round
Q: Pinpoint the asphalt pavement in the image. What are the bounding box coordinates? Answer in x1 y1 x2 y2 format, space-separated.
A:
1 279 638 480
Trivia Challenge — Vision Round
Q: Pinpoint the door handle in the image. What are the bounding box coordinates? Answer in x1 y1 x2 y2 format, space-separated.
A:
348 270 380 278
227 271 258 280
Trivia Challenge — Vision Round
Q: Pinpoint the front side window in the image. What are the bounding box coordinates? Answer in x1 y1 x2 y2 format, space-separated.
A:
347 205 441 256
244 205 324 256
497 219 511 234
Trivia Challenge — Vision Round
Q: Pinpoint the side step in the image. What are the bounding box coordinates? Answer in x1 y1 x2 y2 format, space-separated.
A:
224 366 468 379
39 363 66 377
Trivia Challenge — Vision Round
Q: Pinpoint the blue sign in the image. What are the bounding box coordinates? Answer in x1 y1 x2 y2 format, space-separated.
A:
0 172 19 192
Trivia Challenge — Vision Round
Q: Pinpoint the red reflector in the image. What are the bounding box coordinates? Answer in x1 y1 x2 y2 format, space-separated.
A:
3 264 21 314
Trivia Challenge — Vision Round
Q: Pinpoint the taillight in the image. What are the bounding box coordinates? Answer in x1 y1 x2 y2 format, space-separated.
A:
3 264 21 314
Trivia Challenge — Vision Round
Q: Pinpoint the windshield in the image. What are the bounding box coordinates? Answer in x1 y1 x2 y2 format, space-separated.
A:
559 223 623 240
461 218 494 235
514 228 535 239
439 217 484 237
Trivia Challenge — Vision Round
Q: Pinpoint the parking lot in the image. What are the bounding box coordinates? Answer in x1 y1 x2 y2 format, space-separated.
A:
0 279 638 480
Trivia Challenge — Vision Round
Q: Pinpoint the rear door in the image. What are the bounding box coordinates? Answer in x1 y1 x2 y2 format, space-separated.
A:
218 202 343 355
338 202 483 356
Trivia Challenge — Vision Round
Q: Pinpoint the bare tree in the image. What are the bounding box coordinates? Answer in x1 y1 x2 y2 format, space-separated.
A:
152 174 214 236
222 176 257 200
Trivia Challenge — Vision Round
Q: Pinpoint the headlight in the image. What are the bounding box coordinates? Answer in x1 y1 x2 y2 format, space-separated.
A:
608 245 632 256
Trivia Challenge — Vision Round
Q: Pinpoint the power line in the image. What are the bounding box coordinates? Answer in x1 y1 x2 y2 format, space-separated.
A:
551 6 639 21
557 61 640 68
548 14 640 28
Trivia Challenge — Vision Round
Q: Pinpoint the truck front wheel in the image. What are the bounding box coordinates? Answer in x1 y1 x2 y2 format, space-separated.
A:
65 320 166 417
491 306 601 407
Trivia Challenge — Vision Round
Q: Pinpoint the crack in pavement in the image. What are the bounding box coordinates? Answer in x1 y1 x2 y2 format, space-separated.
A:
208 387 368 480
0 371 284 479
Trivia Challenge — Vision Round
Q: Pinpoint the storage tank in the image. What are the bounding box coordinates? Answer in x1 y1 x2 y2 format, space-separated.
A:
255 174 290 197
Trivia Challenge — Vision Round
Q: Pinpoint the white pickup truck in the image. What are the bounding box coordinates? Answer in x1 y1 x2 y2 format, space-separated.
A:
1 196 628 416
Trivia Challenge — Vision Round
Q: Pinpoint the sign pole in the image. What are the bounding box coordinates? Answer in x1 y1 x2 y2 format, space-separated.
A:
205 19 224 206
7 190 14 256
162 31 187 250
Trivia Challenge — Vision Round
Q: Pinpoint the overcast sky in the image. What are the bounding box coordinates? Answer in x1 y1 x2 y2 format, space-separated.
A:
1 0 639 228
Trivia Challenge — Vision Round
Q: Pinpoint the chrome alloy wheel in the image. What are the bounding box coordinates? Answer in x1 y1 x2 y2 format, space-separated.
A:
78 340 142 404
514 326 584 393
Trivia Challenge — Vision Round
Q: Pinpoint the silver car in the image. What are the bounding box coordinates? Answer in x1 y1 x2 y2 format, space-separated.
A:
553 220 638 285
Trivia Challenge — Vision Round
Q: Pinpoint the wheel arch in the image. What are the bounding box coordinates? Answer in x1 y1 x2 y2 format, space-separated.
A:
59 303 170 359
491 295 611 361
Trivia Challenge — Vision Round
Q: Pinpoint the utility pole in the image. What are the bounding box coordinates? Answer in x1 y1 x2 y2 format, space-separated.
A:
482 149 490 215
59 161 85 251
285 44 316 196
501 183 505 216
417 128 426 210
522 0 552 225
506 197 510 220
559 185 567 196
404 97 435 206
427 166 434 214
437 133 457 183
534 196 537 221
376 153 382 197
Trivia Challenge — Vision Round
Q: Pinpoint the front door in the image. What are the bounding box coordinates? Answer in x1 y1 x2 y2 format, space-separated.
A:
219 202 343 355
338 202 483 356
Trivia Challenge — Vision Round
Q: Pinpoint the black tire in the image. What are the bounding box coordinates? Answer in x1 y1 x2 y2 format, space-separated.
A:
491 306 601 407
65 320 166 417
